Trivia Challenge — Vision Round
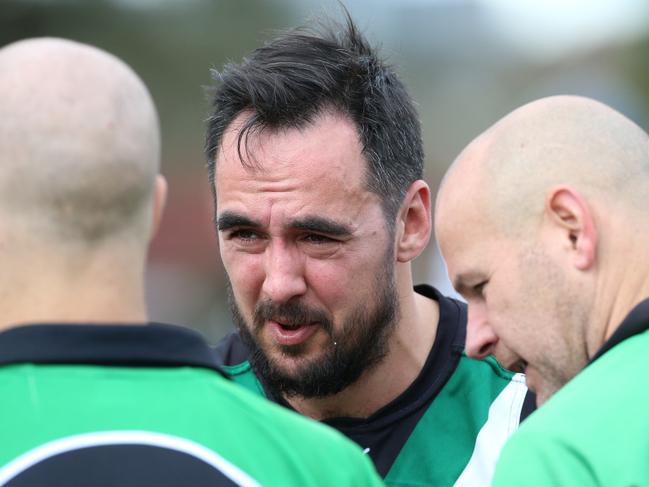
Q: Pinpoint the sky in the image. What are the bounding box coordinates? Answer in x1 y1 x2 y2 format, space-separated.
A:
278 0 649 62
107 0 649 61
478 0 649 60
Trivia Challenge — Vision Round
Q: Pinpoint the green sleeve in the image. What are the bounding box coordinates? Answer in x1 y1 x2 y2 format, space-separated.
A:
318 430 384 486
354 454 386 487
492 431 598 486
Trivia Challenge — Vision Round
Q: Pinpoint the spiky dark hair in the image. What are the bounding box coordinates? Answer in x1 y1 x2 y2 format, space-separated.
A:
205 12 424 223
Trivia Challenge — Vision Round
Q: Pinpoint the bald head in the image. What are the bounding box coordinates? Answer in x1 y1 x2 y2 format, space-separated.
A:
436 97 649 399
0 37 161 244
438 95 649 236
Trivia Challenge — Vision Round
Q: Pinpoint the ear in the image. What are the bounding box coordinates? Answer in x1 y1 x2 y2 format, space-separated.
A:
544 185 597 270
395 180 432 263
150 174 168 241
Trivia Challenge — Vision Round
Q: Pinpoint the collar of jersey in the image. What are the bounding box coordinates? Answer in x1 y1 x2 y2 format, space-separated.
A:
0 322 225 375
590 298 649 364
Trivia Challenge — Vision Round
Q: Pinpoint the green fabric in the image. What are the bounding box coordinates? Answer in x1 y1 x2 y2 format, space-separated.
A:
384 355 515 487
222 362 267 397
493 330 649 486
225 355 523 487
1 363 384 487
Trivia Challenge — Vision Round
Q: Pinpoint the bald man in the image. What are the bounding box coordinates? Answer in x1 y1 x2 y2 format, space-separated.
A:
435 95 649 485
0 38 383 487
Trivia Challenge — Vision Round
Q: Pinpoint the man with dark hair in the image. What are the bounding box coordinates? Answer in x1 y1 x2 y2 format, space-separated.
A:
208 15 532 486
0 37 383 487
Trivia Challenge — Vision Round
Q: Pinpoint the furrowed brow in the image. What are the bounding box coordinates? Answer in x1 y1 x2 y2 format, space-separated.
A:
290 217 353 237
216 211 260 231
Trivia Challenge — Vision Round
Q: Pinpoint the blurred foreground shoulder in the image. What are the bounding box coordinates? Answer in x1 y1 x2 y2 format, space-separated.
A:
213 373 385 486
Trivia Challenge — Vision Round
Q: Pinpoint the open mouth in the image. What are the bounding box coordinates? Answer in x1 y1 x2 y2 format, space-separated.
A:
273 319 303 331
269 319 319 346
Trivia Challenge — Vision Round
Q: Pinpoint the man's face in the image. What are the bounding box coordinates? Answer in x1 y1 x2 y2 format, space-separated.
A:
436 176 590 406
214 111 400 398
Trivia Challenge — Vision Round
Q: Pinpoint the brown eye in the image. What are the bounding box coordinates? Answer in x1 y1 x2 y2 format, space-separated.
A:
231 229 260 241
302 234 336 244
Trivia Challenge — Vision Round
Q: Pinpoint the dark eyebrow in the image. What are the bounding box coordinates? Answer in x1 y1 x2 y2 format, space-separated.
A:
290 217 353 237
216 211 261 231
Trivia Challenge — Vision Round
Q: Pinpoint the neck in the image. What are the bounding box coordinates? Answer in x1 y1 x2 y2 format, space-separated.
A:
0 248 148 332
286 281 438 420
588 251 649 358
594 283 649 356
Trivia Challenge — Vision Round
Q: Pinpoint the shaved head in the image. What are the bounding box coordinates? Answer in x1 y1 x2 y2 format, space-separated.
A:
0 37 166 327
439 95 649 237
436 95 649 404
0 37 161 244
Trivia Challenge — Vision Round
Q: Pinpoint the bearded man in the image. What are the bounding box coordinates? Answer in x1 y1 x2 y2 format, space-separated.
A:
207 14 533 487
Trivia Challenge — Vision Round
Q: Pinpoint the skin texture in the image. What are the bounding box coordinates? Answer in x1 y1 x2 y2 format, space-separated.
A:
0 38 167 329
435 95 649 405
215 109 438 419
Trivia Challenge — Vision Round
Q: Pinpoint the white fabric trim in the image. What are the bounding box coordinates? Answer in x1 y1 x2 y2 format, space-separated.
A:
454 374 528 486
0 430 262 487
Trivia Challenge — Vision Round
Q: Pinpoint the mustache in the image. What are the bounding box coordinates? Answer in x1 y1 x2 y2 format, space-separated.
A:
253 299 333 334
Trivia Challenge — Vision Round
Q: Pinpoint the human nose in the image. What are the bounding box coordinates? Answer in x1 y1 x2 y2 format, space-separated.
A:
261 241 307 303
465 303 498 359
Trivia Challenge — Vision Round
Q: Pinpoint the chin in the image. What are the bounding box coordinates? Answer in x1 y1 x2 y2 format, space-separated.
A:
270 350 317 374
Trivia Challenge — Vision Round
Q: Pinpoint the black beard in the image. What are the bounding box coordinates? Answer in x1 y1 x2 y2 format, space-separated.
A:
227 260 399 400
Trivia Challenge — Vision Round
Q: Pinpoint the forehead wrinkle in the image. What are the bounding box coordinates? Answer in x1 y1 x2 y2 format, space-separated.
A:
217 149 362 200
215 110 383 240
220 111 365 182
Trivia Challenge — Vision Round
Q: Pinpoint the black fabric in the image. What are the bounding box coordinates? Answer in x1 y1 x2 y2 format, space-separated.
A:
590 298 649 364
5 444 241 487
0 323 225 376
217 285 467 477
214 329 252 366
519 390 537 422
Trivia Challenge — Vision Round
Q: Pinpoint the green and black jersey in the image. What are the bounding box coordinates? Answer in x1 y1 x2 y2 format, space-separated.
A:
493 299 649 486
215 285 534 487
0 323 383 487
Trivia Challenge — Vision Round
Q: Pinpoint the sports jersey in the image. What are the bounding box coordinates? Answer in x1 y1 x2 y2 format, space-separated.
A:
0 323 383 487
215 285 533 486
492 298 649 486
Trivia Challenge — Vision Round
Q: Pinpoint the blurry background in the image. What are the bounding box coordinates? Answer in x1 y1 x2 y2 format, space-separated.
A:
2 0 648 342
